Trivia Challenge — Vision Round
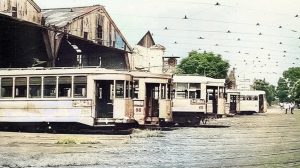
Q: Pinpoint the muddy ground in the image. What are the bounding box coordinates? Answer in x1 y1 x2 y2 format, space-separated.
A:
0 107 299 167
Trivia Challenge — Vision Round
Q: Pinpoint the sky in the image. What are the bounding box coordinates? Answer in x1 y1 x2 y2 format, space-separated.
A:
35 0 300 85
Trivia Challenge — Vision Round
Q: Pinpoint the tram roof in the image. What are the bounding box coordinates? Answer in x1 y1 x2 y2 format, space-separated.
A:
173 75 225 86
239 90 266 95
0 67 131 76
130 71 172 79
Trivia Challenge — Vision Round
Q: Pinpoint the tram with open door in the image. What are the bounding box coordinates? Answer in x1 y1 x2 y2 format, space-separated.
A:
0 67 135 130
172 75 226 126
130 71 172 126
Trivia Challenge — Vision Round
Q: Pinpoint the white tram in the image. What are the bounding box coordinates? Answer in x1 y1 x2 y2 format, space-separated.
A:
130 71 172 126
0 67 135 129
172 75 226 125
239 90 267 114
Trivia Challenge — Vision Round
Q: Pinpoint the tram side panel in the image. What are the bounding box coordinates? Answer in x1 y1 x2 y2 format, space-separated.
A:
0 100 94 126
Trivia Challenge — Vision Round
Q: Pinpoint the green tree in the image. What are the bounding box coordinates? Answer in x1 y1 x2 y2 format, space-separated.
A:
253 79 276 105
277 67 300 104
177 51 230 79
291 79 300 105
276 77 290 102
283 67 300 87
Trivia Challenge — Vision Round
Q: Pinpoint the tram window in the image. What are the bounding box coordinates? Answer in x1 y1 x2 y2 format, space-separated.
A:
219 87 224 98
29 77 42 98
44 76 57 98
58 76 72 98
208 93 213 100
129 81 133 98
189 90 201 99
253 96 258 100
241 96 246 100
189 83 201 99
246 96 252 100
133 80 139 99
1 78 13 98
15 77 27 98
116 80 124 98
161 84 166 99
176 83 188 99
125 81 130 98
74 76 87 98
167 84 171 99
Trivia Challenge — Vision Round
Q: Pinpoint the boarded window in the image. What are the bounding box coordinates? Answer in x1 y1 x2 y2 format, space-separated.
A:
74 76 87 98
29 77 41 98
15 77 27 98
115 80 124 98
1 78 13 98
44 77 57 98
58 76 72 98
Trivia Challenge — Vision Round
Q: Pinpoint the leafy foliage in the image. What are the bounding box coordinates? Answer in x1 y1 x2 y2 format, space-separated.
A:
291 80 300 104
277 67 300 104
253 79 276 105
177 51 230 79
276 77 289 102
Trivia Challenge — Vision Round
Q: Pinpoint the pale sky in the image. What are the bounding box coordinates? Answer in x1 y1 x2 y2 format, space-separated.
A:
35 0 300 85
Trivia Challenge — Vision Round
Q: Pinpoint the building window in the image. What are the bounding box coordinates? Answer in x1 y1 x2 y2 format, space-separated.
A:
15 77 27 98
97 25 103 39
84 32 88 40
58 76 72 98
44 77 57 98
12 6 17 18
74 76 87 98
29 77 42 98
1 78 13 98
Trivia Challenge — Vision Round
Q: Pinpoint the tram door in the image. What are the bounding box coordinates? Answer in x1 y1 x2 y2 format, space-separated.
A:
259 94 264 113
230 95 237 113
95 80 114 118
207 88 218 114
145 83 159 118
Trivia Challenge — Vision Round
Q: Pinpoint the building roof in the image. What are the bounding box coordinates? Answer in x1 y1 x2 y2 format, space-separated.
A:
137 31 155 48
28 0 41 12
42 5 132 51
42 5 102 27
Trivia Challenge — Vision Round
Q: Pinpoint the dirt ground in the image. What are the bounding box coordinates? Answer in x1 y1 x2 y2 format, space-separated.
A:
0 107 300 167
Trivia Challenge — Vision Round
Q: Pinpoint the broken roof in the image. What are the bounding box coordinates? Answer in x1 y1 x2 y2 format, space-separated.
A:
28 0 41 12
42 5 132 51
42 5 102 27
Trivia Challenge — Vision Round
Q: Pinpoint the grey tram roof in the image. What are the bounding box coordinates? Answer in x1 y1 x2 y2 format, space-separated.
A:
42 5 103 27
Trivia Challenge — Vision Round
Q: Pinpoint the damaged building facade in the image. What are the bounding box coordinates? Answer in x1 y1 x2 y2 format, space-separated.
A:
0 1 131 70
0 0 42 24
130 31 178 74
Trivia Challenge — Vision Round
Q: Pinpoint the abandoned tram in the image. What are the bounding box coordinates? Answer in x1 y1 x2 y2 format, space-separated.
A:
0 67 136 130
